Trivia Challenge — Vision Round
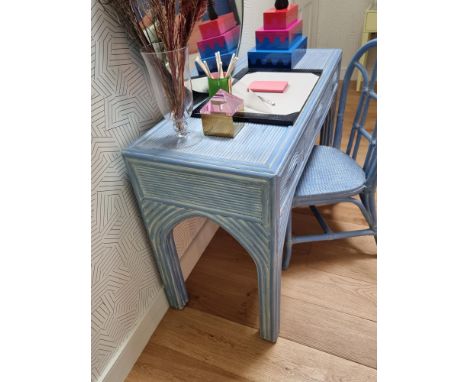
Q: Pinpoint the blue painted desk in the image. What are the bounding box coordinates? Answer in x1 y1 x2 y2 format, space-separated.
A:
123 49 342 342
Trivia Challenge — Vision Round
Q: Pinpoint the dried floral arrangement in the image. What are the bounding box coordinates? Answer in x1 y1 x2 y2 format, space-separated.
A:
100 0 208 51
100 0 209 132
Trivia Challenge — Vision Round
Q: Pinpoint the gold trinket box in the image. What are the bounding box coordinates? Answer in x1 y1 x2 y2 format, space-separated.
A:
200 90 244 138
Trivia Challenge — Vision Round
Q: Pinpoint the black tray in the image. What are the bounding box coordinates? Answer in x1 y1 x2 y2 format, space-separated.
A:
191 67 322 126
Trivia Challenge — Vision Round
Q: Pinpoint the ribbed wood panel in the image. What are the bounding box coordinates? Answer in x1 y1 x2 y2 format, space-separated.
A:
132 161 267 222
134 118 287 168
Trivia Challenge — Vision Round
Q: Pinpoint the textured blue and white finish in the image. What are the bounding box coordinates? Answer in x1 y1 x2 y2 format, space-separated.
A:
123 49 342 342
294 146 366 204
247 35 307 69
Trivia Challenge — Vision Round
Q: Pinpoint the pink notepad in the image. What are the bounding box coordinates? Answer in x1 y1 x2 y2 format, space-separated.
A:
248 80 289 93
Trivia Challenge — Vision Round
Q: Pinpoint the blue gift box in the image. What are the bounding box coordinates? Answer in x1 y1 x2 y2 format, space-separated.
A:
247 35 307 69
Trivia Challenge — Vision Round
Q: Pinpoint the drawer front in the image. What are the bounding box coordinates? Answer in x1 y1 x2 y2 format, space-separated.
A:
279 64 339 209
127 158 269 223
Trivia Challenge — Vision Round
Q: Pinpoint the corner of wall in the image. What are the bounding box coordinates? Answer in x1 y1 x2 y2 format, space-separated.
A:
99 288 169 382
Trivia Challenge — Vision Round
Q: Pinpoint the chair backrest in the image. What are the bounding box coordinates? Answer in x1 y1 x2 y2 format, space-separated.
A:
333 39 377 191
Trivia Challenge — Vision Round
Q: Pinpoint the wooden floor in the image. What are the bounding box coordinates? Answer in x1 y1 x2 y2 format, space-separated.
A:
126 85 377 382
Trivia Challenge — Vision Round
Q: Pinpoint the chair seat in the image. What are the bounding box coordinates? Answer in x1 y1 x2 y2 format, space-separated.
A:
294 145 366 205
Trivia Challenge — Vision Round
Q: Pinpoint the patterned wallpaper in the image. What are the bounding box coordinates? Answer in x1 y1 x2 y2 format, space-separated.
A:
91 1 206 380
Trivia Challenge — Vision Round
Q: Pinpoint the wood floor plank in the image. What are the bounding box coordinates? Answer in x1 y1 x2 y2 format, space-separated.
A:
279 297 376 368
282 267 376 321
129 308 376 382
191 228 376 321
285 241 376 284
289 212 376 281
187 274 377 368
186 234 376 367
126 343 247 382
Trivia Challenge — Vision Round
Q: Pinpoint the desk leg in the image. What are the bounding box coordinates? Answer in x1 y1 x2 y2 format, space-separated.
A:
257 257 281 342
151 229 189 309
141 201 189 309
319 112 328 145
320 92 338 147
226 219 281 343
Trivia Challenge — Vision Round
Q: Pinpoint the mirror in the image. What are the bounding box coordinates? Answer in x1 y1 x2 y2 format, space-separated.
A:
187 0 243 77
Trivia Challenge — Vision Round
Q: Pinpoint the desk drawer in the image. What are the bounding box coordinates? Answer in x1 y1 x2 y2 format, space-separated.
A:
127 159 269 223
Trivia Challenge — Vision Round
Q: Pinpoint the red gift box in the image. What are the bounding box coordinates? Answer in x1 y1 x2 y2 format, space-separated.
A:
198 12 237 40
263 3 299 30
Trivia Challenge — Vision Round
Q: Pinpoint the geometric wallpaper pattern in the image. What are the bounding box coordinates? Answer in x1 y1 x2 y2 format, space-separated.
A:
91 1 206 380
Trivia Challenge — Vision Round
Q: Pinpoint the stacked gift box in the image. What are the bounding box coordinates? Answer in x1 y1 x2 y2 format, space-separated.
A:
195 12 240 76
248 3 307 69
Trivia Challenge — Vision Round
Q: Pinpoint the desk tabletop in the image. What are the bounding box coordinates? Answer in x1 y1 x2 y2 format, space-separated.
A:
123 49 342 177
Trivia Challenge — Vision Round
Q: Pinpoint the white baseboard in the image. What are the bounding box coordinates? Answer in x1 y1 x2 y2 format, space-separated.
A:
99 287 169 382
98 220 218 382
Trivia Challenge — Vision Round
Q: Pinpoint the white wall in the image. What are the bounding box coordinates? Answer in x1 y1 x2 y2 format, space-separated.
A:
240 0 374 77
238 0 270 58
312 0 373 76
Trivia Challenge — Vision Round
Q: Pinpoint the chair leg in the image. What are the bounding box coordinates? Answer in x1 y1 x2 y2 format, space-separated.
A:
367 192 377 243
368 193 377 227
282 214 293 270
360 191 377 243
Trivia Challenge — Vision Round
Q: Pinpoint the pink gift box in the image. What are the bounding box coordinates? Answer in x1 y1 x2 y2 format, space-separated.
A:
256 18 303 49
198 12 237 40
197 25 240 57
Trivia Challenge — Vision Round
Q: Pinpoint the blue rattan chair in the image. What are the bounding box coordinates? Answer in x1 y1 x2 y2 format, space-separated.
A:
282 39 377 270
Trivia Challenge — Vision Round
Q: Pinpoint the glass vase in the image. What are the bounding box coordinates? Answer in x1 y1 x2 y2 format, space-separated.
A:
141 45 201 148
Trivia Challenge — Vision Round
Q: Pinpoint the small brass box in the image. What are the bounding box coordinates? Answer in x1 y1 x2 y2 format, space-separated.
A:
200 90 244 138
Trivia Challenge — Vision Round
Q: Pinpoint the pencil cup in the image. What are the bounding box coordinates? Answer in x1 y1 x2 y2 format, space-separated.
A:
208 73 232 97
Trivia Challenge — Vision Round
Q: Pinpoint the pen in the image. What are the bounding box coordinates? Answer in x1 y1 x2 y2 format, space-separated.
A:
226 56 238 77
225 53 235 78
203 60 213 79
215 51 223 78
195 56 211 78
